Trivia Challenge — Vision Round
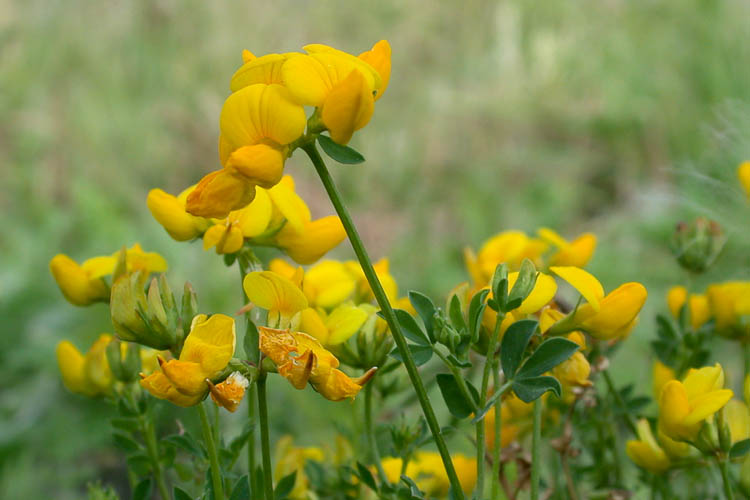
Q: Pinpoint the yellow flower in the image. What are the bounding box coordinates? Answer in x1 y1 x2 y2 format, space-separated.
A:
186 84 307 218
50 244 167 306
626 419 671 473
549 268 647 340
666 285 711 330
537 228 597 268
56 334 114 396
738 161 750 199
465 230 546 285
653 360 676 401
345 258 399 304
146 185 210 241
244 271 309 329
202 188 273 254
274 435 324 500
481 271 558 336
706 281 750 337
230 52 297 91
382 452 476 496
299 304 369 346
208 371 249 413
301 260 356 309
725 399 750 445
658 363 733 441
140 314 236 407
258 326 375 401
282 41 390 145
553 349 592 391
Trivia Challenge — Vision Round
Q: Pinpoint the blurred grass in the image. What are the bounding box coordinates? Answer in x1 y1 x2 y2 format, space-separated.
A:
1 0 749 497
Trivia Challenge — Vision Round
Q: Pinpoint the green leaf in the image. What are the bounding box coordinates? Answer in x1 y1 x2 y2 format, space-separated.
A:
448 294 467 334
491 263 509 311
394 309 431 346
356 461 378 492
318 134 365 164
229 476 251 500
472 384 509 424
516 337 579 379
163 433 204 458
512 376 562 403
446 354 472 368
389 345 433 366
731 439 750 459
409 291 436 341
274 471 297 499
133 478 153 500
112 433 141 452
500 319 538 379
174 487 194 500
243 317 260 362
505 259 538 311
468 289 490 344
436 373 475 419
110 417 139 433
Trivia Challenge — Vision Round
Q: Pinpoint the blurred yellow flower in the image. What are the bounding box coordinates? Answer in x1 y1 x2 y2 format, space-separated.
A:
202 188 273 254
274 435 324 500
706 281 750 337
345 257 398 304
382 452 476 497
464 230 546 285
140 314 236 407
538 228 597 268
258 326 375 401
56 334 114 396
666 285 711 330
659 363 733 441
299 305 368 346
738 161 750 199
626 419 671 473
146 185 210 241
725 399 750 445
300 260 356 309
652 360 676 401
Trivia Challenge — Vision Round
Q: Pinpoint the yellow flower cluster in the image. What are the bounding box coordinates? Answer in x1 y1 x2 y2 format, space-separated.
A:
382 452 477 497
666 282 750 338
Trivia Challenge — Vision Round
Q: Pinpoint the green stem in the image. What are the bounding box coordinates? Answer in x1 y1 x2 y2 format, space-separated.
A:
718 456 735 500
477 313 504 500
303 142 465 499
743 342 750 384
364 381 388 484
257 373 275 500
198 402 224 500
247 384 258 497
434 349 477 413
491 363 502 500
601 368 638 435
142 410 170 500
530 399 542 500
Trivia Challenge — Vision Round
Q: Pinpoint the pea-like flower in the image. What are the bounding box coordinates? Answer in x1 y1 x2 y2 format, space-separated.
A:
537 227 597 268
299 304 369 347
706 281 750 339
666 285 711 330
208 371 249 413
652 360 676 401
382 452 477 497
50 244 167 306
56 334 114 396
658 363 733 441
725 399 750 445
258 326 375 401
738 161 750 199
140 314 236 407
146 185 210 241
464 230 546 285
626 419 671 474
244 270 309 329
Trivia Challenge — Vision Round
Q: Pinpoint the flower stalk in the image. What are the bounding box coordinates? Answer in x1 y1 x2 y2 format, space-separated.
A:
531 398 542 500
198 401 224 500
303 142 466 500
257 372 275 500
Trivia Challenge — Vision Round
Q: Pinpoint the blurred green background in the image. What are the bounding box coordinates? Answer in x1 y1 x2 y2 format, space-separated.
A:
2 0 750 497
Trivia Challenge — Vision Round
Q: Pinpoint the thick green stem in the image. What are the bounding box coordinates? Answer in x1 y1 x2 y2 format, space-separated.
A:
601 368 638 435
718 456 735 500
530 399 542 500
303 143 465 500
198 402 224 500
491 363 502 500
141 411 170 500
477 313 504 500
365 382 388 484
257 374 275 500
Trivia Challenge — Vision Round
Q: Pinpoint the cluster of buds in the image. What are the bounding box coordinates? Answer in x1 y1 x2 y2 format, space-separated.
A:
671 217 725 274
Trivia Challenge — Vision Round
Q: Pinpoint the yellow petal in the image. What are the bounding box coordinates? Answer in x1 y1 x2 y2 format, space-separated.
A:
688 294 711 330
550 266 605 312
659 381 693 440
220 83 306 151
477 230 530 277
122 243 168 274
269 258 304 287
299 307 331 344
147 188 208 241
161 359 209 396
578 282 647 340
325 304 369 345
50 254 109 306
682 364 724 400
282 52 380 107
626 441 670 473
235 188 272 237
309 365 366 401
275 216 347 265
507 271 557 315
230 53 290 91
547 232 597 268
302 260 356 309
243 271 308 324
358 40 391 100
83 334 113 393
202 224 227 251
242 49 255 63
267 178 311 234
56 341 90 395
463 247 486 286
225 144 285 189
140 371 202 407
738 161 750 199
180 314 236 377
321 69 374 145
726 399 750 444
186 169 256 219
683 389 734 426
653 360 676 401
666 286 687 319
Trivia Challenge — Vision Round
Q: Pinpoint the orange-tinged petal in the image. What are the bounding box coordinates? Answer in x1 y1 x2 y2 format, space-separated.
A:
220 83 306 151
275 216 346 265
550 266 605 312
321 69 375 145
279 349 315 390
358 40 391 100
209 372 249 412
147 188 208 241
269 258 304 287
140 371 203 407
310 366 365 401
186 169 256 219
160 359 208 396
180 314 236 377
225 144 285 189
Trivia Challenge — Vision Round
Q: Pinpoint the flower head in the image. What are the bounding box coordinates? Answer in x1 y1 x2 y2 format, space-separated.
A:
537 228 597 268
56 334 114 396
382 452 476 496
626 419 671 474
666 285 711 330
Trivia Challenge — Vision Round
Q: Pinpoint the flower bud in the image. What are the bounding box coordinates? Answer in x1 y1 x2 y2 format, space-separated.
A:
181 282 198 338
671 217 725 273
106 338 142 383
